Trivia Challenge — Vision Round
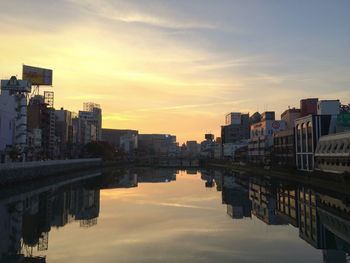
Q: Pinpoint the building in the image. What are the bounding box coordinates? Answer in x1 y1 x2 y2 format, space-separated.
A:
185 141 200 157
79 102 102 141
281 108 301 129
273 108 301 167
221 113 250 144
200 134 216 158
300 98 318 117
0 91 16 162
102 128 138 153
27 95 56 159
294 99 342 171
223 141 248 160
248 111 286 164
55 108 73 157
314 132 350 174
317 100 340 115
138 134 177 156
273 129 295 167
294 115 333 171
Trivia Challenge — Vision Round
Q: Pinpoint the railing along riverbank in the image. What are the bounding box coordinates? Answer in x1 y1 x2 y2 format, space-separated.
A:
0 158 102 185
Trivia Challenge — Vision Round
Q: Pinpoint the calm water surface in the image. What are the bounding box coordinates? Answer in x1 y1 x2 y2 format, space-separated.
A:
0 168 349 263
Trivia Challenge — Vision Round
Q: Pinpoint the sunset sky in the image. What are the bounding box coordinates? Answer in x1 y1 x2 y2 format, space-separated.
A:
1 0 349 143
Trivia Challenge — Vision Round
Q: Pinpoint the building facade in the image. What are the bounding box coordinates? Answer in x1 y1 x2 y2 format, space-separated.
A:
221 113 250 144
294 115 333 171
314 132 350 174
248 112 286 164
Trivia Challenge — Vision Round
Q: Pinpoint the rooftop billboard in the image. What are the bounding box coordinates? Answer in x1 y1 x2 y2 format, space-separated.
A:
1 76 31 93
22 65 53 86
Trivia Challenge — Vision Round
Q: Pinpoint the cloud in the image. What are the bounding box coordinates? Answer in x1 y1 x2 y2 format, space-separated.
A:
67 0 218 30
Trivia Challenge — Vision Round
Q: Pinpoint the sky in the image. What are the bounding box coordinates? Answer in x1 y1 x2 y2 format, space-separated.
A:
0 0 349 143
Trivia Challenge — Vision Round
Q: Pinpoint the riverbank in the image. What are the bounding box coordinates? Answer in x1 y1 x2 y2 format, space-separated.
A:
0 158 102 185
207 161 350 195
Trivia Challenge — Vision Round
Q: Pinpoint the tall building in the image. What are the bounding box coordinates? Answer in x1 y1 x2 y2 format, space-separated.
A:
0 90 16 162
27 95 56 159
79 102 102 141
55 108 73 157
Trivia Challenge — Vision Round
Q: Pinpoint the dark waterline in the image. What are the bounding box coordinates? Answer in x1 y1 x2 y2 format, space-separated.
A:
0 168 349 263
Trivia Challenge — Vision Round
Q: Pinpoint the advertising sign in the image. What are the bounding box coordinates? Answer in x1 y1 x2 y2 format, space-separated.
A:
337 113 350 127
272 121 280 129
1 76 31 93
22 65 53 86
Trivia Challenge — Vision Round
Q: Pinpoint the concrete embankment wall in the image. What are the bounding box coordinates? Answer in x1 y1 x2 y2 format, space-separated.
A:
0 158 102 185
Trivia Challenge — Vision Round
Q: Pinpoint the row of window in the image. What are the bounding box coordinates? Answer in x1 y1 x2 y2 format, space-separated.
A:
315 158 350 167
316 140 350 154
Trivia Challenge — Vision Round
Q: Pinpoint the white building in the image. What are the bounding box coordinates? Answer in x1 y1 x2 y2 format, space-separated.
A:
79 102 102 141
248 112 286 164
314 132 350 174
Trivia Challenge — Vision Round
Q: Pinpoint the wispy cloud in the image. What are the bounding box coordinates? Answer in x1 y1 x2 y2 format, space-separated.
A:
68 0 218 30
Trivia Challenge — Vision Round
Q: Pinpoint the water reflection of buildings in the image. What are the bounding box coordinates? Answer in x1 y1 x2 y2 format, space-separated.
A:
249 178 287 225
207 170 350 262
0 174 101 262
222 173 252 219
137 168 177 183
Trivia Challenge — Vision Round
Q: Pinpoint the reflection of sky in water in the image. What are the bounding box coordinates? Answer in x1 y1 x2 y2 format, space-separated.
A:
31 171 324 263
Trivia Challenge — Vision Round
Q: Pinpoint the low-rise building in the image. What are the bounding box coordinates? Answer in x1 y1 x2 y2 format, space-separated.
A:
294 114 333 171
314 132 350 174
248 112 286 164
221 112 250 144
273 129 295 167
223 141 248 160
138 134 177 157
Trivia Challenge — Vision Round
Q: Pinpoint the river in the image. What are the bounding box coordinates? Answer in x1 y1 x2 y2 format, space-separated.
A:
0 167 349 262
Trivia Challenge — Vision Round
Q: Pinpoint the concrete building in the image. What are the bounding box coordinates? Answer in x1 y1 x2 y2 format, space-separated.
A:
273 129 295 167
281 108 301 129
0 91 16 162
79 102 102 141
120 132 138 154
55 108 73 157
317 100 340 115
200 134 216 158
314 132 350 174
248 111 286 164
185 141 200 157
102 128 138 153
223 141 248 160
300 98 318 117
294 115 333 171
273 108 301 167
138 134 177 156
27 95 56 159
294 99 342 171
221 113 250 144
